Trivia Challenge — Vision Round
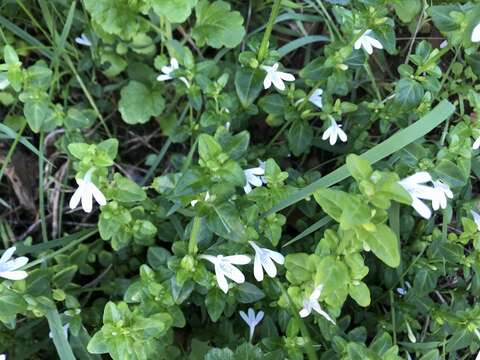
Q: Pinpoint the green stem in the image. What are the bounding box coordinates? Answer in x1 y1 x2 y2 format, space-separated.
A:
0 122 26 183
258 0 282 62
188 216 202 254
38 131 48 243
276 280 318 360
363 63 382 101
314 0 343 41
390 290 397 344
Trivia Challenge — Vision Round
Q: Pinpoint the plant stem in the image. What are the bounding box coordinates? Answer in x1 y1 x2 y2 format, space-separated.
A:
390 290 397 344
188 216 201 254
258 0 282 62
38 131 49 243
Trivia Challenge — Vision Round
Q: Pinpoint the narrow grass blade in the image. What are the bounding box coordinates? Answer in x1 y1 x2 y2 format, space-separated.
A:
278 35 329 57
0 15 53 59
0 123 52 165
13 229 96 256
265 100 455 215
283 215 331 247
45 307 76 360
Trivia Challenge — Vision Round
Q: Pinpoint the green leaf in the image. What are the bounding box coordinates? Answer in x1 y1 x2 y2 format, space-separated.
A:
315 256 349 306
151 0 197 23
205 289 225 322
110 174 147 202
118 81 164 124
236 282 265 303
427 5 462 33
346 154 372 182
198 134 223 161
285 253 313 284
349 282 371 307
206 203 246 242
393 0 421 23
394 78 424 109
0 288 28 315
205 348 234 360
287 120 313 156
234 343 263 360
235 68 264 108
192 0 246 48
364 224 400 268
433 159 467 187
24 101 49 133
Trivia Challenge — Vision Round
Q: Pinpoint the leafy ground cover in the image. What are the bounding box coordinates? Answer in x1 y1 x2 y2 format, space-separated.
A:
1 0 480 359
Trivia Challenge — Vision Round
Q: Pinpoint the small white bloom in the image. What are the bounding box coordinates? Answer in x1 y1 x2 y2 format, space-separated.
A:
261 63 295 91
243 162 266 194
0 247 28 281
191 191 210 207
471 210 480 231
299 285 335 324
322 118 347 145
308 88 323 108
69 169 107 213
354 30 383 55
439 40 448 49
472 23 480 42
156 57 189 87
396 281 411 296
239 308 264 341
399 172 437 219
49 323 69 340
431 180 453 210
249 241 284 281
199 254 250 294
75 33 92 47
0 354 5 360
473 136 480 150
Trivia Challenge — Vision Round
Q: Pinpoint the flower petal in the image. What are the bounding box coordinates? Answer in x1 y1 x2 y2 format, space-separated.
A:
0 247 16 264
81 185 93 213
473 137 480 150
368 36 383 50
0 270 28 280
263 73 272 89
271 74 285 91
89 183 107 206
262 256 277 278
69 186 83 210
299 307 310 318
411 197 432 219
214 264 229 293
157 74 172 81
239 310 249 324
7 256 28 270
224 255 251 265
265 249 285 265
472 23 480 42
223 263 245 284
255 310 264 325
278 71 295 82
253 255 264 282
337 127 348 142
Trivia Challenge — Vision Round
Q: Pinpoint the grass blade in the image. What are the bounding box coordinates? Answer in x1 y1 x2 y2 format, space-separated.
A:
278 35 329 57
45 307 76 360
0 15 53 59
283 215 331 247
265 99 455 215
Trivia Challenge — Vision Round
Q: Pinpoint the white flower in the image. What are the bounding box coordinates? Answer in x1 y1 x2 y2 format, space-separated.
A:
473 136 480 150
191 191 210 207
471 210 480 231
243 162 266 194
308 88 323 108
399 172 438 219
49 323 69 340
299 285 335 324
261 63 295 91
322 118 347 145
0 247 28 281
75 33 92 47
472 23 480 42
199 254 251 294
439 40 448 49
239 308 264 341
354 30 383 55
0 354 5 360
396 281 411 296
431 180 453 210
156 57 189 87
249 241 284 281
69 169 107 213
